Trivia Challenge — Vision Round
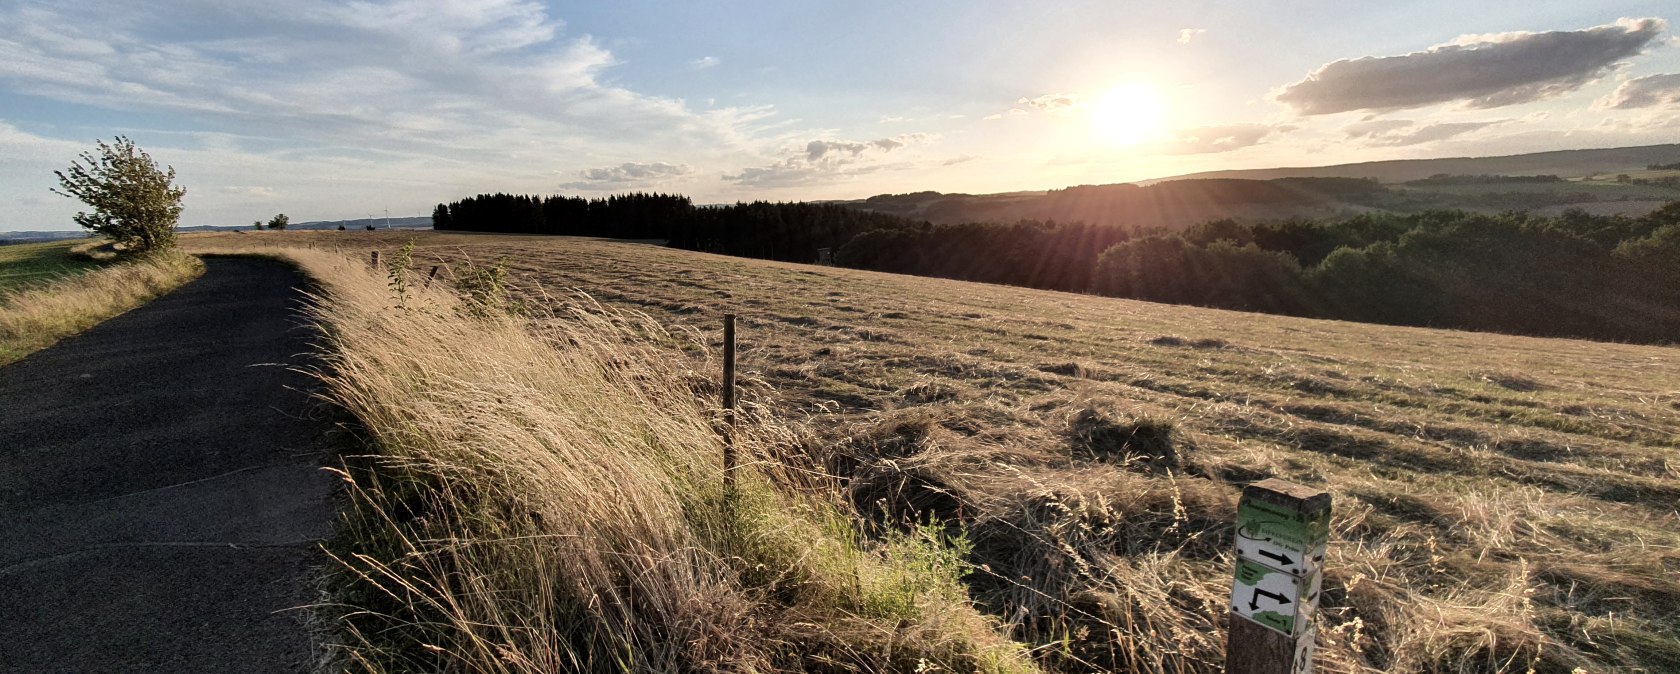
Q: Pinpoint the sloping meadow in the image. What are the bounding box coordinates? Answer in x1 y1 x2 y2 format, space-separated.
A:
203 243 1035 674
186 232 1680 674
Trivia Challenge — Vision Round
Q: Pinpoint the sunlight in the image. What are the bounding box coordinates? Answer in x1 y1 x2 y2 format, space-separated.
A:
1089 82 1166 146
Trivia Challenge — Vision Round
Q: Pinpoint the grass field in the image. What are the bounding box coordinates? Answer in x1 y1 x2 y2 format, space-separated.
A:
0 248 202 366
191 231 1680 673
0 239 99 295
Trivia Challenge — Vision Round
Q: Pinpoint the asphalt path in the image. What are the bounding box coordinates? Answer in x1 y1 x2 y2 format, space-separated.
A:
0 257 337 673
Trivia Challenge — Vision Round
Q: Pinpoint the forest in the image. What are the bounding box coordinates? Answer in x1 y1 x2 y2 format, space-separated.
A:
433 192 1680 343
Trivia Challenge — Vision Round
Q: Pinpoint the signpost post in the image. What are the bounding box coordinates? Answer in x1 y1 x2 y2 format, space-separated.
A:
1226 478 1330 674
721 314 737 492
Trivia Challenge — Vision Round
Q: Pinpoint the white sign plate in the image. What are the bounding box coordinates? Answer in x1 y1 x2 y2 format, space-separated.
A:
1231 558 1307 636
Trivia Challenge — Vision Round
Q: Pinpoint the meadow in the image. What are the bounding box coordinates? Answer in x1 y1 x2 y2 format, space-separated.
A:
0 239 99 295
191 231 1680 673
0 240 201 365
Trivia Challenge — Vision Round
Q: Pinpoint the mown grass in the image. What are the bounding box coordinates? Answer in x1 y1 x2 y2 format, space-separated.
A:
187 241 1036 674
0 249 202 365
191 231 1680 674
0 239 101 295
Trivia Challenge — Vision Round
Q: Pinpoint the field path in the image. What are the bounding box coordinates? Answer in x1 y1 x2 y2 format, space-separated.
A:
0 257 336 673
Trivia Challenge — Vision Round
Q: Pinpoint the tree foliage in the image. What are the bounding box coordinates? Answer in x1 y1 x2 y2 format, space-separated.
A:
268 213 289 230
52 136 185 254
433 190 1680 343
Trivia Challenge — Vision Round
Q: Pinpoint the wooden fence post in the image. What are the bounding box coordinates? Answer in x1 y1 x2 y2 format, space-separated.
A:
1226 478 1330 674
370 250 380 269
721 314 737 492
426 265 440 287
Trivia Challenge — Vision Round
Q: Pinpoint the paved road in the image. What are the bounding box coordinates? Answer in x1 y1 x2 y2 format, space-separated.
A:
0 257 337 673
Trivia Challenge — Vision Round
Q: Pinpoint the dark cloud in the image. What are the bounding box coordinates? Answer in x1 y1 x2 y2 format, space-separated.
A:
1278 18 1666 115
729 134 932 186
1598 73 1680 109
1158 123 1286 154
563 161 691 188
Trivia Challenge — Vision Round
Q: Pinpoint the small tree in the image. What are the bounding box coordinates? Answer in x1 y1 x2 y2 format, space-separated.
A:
52 136 185 254
268 213 289 230
253 219 263 231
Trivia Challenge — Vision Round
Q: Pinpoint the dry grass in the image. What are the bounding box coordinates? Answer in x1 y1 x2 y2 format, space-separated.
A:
0 250 203 365
187 240 1035 674
189 231 1680 674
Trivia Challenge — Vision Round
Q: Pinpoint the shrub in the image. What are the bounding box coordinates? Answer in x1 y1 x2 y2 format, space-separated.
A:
52 136 185 254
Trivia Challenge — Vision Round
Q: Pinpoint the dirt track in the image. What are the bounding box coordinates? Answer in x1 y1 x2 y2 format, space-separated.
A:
0 257 336 673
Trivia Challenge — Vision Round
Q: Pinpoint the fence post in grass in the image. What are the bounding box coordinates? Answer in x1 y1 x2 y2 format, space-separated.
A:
426 265 440 287
720 314 737 492
370 250 380 269
1226 478 1330 674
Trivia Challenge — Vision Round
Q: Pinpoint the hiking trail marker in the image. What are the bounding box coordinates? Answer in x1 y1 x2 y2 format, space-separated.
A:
1226 478 1330 674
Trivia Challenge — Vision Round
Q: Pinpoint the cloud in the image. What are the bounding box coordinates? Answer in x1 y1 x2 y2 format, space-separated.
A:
1597 73 1680 109
690 56 719 69
942 154 980 166
1157 123 1287 154
218 185 278 197
1277 18 1667 115
1017 93 1079 114
0 0 775 193
982 108 1029 121
1342 119 1507 146
1343 119 1416 139
565 161 693 187
726 133 934 187
1178 28 1206 45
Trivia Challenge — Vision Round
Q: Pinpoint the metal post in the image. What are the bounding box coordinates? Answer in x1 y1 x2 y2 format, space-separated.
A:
1227 478 1329 674
721 314 737 491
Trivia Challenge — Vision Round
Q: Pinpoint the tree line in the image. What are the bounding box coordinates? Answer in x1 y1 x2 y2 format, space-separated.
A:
433 192 1680 344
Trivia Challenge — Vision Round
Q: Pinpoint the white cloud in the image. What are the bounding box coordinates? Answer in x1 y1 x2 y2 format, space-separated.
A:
1596 73 1680 109
1178 28 1206 45
1341 119 1507 146
1277 18 1667 115
690 56 720 69
218 185 278 197
982 108 1029 121
1018 93 1079 114
1156 123 1289 154
0 0 779 226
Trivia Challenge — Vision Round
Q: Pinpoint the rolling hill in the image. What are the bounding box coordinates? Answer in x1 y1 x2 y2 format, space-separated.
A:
840 144 1680 230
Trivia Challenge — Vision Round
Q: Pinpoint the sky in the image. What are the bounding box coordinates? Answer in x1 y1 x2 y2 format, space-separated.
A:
3 1 1679 230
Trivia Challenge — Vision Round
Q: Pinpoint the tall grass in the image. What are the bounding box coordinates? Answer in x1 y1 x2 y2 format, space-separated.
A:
244 247 1035 673
0 250 202 365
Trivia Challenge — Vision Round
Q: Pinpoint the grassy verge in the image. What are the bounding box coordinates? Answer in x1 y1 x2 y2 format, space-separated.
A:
200 244 1035 673
189 233 1680 674
0 239 102 295
0 250 203 365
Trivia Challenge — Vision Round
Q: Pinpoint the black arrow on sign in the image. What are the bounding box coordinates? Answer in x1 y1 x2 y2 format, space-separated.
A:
1248 588 1292 611
1257 549 1295 567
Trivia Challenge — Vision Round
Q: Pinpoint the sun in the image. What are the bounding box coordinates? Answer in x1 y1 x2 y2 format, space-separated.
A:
1089 83 1167 146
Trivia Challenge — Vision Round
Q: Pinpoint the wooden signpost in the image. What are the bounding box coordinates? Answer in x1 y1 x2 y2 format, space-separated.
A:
721 313 737 491
1226 478 1330 674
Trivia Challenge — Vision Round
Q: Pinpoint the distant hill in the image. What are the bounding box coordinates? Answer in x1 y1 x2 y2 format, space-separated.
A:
841 144 1680 231
1 216 431 245
1138 143 1680 184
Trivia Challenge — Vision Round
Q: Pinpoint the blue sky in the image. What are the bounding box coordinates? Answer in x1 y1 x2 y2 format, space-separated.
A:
3 0 1679 230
